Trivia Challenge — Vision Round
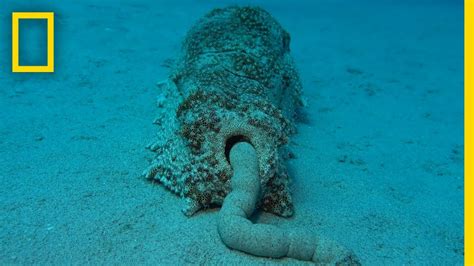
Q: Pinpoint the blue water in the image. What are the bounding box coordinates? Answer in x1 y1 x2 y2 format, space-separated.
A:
0 0 463 264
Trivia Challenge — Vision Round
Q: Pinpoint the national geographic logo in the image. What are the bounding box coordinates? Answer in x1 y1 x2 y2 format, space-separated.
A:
12 12 54 73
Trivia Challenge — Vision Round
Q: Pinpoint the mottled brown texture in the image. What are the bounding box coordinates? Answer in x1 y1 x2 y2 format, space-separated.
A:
144 6 303 216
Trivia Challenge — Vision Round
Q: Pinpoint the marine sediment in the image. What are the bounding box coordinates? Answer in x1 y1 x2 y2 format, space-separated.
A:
219 142 359 264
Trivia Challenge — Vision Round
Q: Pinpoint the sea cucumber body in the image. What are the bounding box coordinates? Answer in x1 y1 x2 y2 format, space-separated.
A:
144 6 303 216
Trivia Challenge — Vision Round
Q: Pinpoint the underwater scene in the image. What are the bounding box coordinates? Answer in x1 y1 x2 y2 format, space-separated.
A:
0 0 464 265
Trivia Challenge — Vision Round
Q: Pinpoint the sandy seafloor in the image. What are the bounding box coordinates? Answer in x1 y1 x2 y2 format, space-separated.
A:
0 0 464 264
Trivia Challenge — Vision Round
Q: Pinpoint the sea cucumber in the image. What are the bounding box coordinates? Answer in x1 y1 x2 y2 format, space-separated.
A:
143 6 359 264
144 6 302 217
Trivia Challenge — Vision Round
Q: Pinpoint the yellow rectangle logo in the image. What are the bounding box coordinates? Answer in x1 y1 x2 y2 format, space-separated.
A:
12 12 54 73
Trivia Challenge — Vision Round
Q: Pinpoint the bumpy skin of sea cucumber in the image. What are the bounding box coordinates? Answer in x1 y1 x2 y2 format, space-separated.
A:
144 6 303 216
218 142 361 265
